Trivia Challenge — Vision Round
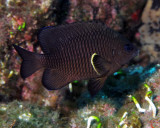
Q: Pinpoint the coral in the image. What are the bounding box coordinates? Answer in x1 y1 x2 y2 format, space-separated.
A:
0 100 60 128
69 95 116 128
65 64 160 128
1 0 160 127
0 16 8 46
67 0 145 30
114 64 160 128
0 0 146 105
139 0 160 62
0 0 55 102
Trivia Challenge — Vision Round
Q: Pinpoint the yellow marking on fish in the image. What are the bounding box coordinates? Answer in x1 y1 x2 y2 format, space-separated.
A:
91 53 100 75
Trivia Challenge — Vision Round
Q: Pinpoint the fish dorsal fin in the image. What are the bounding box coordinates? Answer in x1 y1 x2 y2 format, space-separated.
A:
38 26 58 54
42 69 69 90
91 53 110 75
88 76 107 96
38 22 108 54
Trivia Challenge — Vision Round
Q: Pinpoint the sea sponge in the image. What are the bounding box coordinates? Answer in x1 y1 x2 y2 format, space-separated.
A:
139 0 160 62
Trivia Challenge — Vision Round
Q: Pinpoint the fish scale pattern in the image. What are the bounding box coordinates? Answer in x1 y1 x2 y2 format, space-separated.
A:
13 21 138 94
40 22 121 81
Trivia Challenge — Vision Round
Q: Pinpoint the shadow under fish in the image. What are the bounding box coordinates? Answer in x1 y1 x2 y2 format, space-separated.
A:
13 21 139 96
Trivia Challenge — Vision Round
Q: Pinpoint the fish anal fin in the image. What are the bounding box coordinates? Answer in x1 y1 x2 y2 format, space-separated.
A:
42 69 68 90
88 76 107 96
91 53 110 75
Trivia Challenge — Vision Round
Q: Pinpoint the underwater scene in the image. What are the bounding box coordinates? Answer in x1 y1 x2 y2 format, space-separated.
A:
0 0 160 128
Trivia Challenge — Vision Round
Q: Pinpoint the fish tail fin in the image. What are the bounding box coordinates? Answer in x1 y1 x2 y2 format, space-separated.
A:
13 44 42 79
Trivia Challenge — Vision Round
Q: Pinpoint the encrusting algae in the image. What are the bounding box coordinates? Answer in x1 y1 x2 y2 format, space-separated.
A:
1 0 160 127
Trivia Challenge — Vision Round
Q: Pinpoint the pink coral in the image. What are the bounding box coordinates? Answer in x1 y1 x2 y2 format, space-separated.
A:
154 95 160 102
22 86 32 100
103 103 116 117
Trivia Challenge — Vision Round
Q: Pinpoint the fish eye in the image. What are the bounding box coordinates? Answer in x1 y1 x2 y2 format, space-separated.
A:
124 43 134 52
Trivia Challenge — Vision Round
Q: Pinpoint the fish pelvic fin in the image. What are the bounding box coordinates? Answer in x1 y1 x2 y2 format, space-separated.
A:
13 44 42 79
88 75 107 96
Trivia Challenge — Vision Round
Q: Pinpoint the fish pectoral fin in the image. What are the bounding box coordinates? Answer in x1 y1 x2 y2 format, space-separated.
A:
91 53 110 75
42 69 68 90
88 76 107 96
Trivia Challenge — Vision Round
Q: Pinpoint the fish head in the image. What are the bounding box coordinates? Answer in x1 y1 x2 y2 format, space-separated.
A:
111 40 139 66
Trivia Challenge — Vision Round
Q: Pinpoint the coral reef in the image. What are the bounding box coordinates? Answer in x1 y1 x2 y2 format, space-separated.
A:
67 64 160 128
67 0 145 31
0 0 146 105
1 0 160 127
139 0 160 62
1 64 160 127
0 100 60 128
0 0 54 102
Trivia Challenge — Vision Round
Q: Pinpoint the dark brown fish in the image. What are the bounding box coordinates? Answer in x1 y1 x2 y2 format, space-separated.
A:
13 21 138 96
